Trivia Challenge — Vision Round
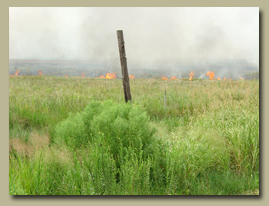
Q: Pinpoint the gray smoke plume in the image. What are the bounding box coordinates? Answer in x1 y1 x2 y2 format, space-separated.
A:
9 7 259 78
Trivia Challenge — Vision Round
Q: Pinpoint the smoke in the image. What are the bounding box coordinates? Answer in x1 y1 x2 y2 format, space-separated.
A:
9 7 259 72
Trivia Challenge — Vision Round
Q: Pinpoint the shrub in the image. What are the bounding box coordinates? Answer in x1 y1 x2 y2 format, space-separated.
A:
54 100 156 163
53 112 87 148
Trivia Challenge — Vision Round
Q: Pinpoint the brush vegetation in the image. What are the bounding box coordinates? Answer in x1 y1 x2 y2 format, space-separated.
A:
9 76 259 195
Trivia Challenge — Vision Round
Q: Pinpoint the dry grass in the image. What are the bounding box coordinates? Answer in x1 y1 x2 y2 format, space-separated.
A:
49 146 73 166
241 189 259 195
28 132 50 150
9 132 73 167
9 138 33 157
9 132 50 157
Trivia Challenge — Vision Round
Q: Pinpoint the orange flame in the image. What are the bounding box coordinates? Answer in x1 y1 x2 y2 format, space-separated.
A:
81 72 85 78
170 76 177 80
239 76 244 80
217 77 221 80
99 73 117 79
14 70 20 76
161 75 168 80
9 74 13 77
38 70 43 76
65 75 68 78
105 72 117 79
189 71 195 81
129 75 135 79
223 77 226 80
206 71 215 80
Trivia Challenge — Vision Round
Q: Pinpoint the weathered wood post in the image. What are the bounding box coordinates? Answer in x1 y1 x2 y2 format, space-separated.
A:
117 30 132 103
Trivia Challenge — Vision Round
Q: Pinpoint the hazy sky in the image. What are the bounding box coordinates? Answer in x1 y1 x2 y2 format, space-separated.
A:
9 7 259 64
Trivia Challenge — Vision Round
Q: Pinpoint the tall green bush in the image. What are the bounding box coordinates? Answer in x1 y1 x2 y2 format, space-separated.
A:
53 100 156 163
53 112 87 148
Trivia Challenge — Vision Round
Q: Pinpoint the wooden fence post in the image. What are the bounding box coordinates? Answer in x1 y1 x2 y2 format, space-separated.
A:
117 30 132 103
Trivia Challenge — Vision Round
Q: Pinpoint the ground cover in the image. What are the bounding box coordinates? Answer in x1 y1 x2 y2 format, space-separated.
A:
9 76 259 195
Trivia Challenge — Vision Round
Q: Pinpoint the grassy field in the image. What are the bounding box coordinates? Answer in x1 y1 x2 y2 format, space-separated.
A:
9 76 259 195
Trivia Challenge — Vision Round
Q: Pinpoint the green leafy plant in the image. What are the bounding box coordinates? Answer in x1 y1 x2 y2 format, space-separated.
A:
53 100 156 163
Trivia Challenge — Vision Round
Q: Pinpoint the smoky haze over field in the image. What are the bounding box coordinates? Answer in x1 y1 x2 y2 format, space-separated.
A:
9 7 259 78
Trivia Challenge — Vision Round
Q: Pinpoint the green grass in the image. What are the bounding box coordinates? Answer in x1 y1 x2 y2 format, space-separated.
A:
9 76 259 195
